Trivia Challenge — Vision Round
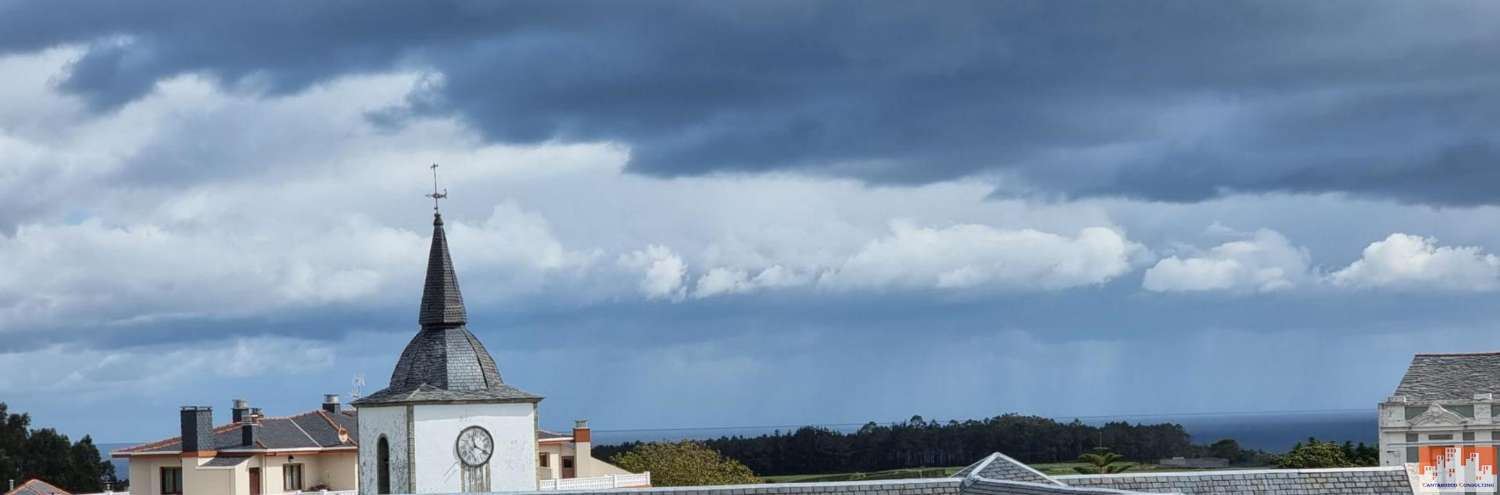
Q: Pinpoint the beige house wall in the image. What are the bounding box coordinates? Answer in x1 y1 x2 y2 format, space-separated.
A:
538 442 571 479
320 451 360 489
122 451 358 495
126 456 175 495
124 442 628 493
259 451 356 493
586 457 632 476
536 440 631 480
184 457 239 495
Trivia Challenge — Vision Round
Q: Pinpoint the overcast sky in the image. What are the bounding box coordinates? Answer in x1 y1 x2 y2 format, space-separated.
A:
3 1 1500 444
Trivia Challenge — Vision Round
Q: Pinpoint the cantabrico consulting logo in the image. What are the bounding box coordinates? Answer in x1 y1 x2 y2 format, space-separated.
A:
1409 445 1497 493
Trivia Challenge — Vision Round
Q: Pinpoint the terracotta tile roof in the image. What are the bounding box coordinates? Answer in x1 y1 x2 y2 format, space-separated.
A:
4 479 69 495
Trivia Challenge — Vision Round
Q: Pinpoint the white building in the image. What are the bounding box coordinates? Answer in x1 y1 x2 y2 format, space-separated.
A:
352 211 583 494
1379 352 1500 467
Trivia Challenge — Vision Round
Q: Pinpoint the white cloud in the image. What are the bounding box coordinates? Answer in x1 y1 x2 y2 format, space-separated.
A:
1330 233 1500 291
1143 229 1311 292
0 218 411 329
0 336 335 396
0 202 597 331
618 245 687 301
691 265 811 298
817 221 1141 291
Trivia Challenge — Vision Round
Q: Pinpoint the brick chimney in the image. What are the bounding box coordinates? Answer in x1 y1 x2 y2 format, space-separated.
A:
322 394 340 414
572 419 591 443
180 406 214 453
231 399 250 423
573 419 591 477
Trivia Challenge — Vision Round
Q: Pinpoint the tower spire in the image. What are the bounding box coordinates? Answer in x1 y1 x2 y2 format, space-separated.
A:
418 164 465 327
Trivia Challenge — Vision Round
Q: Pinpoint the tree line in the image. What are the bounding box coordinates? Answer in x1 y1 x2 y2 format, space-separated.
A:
597 414 1252 476
0 403 118 493
1276 438 1379 468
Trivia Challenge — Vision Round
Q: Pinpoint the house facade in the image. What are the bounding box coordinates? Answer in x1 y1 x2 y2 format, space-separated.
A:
1379 352 1500 466
537 421 634 483
110 398 627 495
112 398 359 495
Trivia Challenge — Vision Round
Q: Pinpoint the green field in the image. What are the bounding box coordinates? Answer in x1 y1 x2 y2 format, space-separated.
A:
763 462 1231 483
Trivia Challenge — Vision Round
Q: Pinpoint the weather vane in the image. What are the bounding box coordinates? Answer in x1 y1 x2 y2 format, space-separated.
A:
426 163 448 212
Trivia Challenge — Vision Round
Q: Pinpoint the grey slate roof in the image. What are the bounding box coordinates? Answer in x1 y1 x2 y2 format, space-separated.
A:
353 212 541 406
508 478 965 495
114 410 359 455
419 213 467 327
201 456 252 467
964 479 1164 495
511 458 1147 495
954 453 1063 486
1393 352 1500 402
1057 466 1415 494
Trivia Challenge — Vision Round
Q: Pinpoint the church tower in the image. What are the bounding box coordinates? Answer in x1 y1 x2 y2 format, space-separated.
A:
354 209 542 494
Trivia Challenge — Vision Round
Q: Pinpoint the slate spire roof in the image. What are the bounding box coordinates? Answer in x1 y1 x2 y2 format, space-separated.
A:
419 213 467 327
353 212 540 406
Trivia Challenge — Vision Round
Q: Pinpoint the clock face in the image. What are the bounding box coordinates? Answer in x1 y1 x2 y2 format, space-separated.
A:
455 426 493 467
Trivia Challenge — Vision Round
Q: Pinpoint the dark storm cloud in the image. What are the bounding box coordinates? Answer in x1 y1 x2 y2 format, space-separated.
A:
3 1 1498 204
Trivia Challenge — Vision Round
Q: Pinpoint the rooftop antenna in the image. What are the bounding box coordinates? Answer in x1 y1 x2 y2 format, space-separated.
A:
351 373 366 400
426 163 448 212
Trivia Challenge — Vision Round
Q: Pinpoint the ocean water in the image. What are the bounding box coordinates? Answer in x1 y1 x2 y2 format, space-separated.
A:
96 443 136 479
1173 411 1377 451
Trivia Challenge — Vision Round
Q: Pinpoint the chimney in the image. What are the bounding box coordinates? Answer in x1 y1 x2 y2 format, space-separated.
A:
179 406 214 453
240 412 258 447
250 407 263 421
572 419 592 476
572 419 591 444
231 399 250 423
322 394 340 414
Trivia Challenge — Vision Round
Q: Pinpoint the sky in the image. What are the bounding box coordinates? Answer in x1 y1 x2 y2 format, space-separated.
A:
2 0 1500 444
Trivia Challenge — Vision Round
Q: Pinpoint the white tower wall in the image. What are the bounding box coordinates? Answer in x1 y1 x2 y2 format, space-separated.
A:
411 402 538 493
357 405 411 495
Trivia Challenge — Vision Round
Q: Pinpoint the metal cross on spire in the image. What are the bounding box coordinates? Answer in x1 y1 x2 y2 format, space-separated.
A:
426 163 448 212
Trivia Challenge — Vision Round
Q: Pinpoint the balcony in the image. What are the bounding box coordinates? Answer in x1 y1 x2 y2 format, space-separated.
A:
538 473 652 491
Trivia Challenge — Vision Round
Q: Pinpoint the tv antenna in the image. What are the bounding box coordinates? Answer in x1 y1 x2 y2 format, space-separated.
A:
351 373 366 400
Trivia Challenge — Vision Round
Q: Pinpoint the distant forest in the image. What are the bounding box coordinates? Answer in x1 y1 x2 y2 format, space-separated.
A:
595 414 1261 476
0 403 118 493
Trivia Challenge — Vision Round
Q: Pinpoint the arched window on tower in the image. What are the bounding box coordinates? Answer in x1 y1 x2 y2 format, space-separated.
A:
377 435 391 494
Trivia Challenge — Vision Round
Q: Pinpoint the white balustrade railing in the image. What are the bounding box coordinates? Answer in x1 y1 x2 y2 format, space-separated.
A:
538 472 652 491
